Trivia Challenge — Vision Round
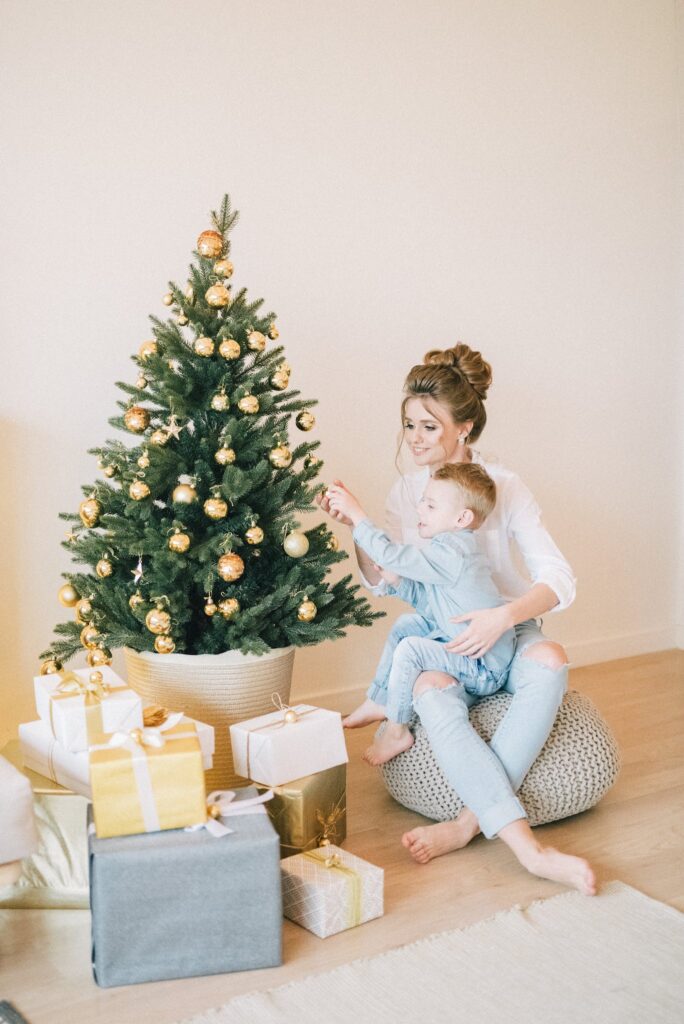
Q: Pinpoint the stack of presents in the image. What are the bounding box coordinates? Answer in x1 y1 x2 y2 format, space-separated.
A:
1 667 384 987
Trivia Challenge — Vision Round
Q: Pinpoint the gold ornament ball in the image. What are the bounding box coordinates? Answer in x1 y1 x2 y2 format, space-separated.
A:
215 446 236 465
172 483 197 504
150 429 168 447
75 598 93 623
185 284 195 304
129 591 144 610
296 411 316 431
245 525 264 545
268 323 279 340
80 624 99 649
138 340 158 361
211 391 229 412
204 598 218 617
247 330 266 352
40 658 61 676
238 394 259 415
95 558 113 578
327 535 340 551
283 531 310 558
129 480 151 501
137 452 150 469
177 312 189 326
297 598 317 622
162 292 174 306
168 531 191 553
204 496 229 520
218 597 240 619
219 338 241 360
145 608 171 635
136 375 148 390
197 230 223 258
304 454 319 469
124 406 150 433
218 553 245 582
269 444 293 469
58 583 80 607
214 258 234 278
79 497 102 528
205 284 230 308
103 463 117 477
154 634 176 654
270 369 289 390
194 336 215 357
87 647 112 667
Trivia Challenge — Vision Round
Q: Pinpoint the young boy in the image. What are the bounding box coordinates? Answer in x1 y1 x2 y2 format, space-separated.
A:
326 463 516 765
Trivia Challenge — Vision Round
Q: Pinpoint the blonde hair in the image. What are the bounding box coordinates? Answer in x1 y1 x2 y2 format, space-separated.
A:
402 343 492 443
433 462 497 527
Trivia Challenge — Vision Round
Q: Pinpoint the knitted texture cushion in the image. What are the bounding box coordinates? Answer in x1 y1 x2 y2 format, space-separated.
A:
380 689 620 826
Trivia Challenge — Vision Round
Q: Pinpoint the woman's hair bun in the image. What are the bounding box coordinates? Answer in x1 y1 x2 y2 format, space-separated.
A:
424 343 492 400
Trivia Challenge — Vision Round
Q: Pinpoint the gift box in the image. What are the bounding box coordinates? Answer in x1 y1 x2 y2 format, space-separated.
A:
0 755 38 870
281 844 383 938
19 711 214 802
34 666 142 753
255 763 346 858
230 703 348 787
89 786 282 986
89 718 207 838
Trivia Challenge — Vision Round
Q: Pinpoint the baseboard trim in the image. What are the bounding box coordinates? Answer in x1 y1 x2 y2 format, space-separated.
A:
565 628 679 667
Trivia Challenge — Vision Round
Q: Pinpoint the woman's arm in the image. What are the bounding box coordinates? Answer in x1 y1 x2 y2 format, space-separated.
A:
445 582 559 658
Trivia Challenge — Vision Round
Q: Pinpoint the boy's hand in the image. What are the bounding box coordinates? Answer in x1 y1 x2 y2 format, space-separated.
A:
377 565 401 587
316 478 354 526
326 483 366 527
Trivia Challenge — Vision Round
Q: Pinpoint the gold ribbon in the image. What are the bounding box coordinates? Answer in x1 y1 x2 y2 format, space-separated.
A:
48 670 111 741
244 695 321 780
303 849 362 928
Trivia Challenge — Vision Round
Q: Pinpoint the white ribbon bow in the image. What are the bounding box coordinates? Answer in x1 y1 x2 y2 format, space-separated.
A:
187 788 275 839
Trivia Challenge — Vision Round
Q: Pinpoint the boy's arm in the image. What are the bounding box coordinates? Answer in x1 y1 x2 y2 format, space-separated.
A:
391 575 428 609
352 519 465 585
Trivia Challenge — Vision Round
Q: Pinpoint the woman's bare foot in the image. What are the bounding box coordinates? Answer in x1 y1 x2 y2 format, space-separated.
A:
402 809 481 864
519 844 597 896
363 723 414 765
343 698 387 729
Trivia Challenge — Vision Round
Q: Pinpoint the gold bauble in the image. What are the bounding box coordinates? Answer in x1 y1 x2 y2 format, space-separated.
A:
211 391 229 412
279 362 292 374
162 292 174 306
283 531 310 558
145 608 171 635
154 634 176 654
135 375 148 390
172 483 197 504
284 709 298 724
137 452 150 469
218 552 245 582
215 446 236 465
204 598 218 617
129 591 144 610
168 531 191 553
87 647 112 667
75 598 93 623
303 454 320 469
204 496 229 519
40 658 61 676
177 312 189 325
237 394 259 414
245 525 264 545
197 230 223 258
205 284 230 307
80 624 99 649
327 534 340 551
150 429 168 447
95 558 113 578
194 336 215 357
218 597 240 619
297 598 317 622
103 464 117 477
268 323 279 340
58 583 80 607
214 258 234 278
129 480 151 501
124 406 150 433
218 338 241 360
138 340 157 361
247 330 266 352
185 284 195 304
79 498 102 528
270 369 290 390
296 411 316 431
269 444 293 469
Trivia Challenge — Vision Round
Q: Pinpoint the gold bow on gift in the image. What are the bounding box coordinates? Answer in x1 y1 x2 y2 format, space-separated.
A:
316 794 346 848
49 669 111 740
303 848 362 928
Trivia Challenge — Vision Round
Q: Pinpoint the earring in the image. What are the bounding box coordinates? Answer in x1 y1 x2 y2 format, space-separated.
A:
459 434 468 446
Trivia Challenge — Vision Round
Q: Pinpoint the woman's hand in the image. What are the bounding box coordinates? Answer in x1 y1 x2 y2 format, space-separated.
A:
444 605 514 659
316 478 354 526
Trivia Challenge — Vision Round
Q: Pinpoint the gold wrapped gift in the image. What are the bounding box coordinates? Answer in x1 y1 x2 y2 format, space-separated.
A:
89 720 207 839
255 763 346 858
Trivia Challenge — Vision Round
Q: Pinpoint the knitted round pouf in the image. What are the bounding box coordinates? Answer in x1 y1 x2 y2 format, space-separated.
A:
379 689 620 826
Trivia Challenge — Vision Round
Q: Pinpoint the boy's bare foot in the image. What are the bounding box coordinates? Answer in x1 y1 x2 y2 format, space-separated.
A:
520 844 597 896
363 724 414 765
343 698 387 729
402 810 481 864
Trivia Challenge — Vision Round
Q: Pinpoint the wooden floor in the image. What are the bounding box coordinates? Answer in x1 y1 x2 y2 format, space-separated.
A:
1 650 682 1024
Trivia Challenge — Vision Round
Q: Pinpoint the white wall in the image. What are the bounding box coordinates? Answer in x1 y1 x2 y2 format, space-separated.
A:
1 0 681 745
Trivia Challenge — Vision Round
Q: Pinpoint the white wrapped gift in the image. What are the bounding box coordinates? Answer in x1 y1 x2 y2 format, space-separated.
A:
281 844 383 938
0 755 39 865
19 713 215 798
230 703 348 787
33 666 143 753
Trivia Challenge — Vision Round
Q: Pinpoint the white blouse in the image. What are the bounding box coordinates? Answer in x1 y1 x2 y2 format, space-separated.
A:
364 452 576 613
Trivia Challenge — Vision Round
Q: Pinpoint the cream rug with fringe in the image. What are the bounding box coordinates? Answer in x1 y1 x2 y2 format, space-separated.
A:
180 882 683 1024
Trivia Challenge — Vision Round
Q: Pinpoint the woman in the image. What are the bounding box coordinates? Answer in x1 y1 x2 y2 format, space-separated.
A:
320 344 596 895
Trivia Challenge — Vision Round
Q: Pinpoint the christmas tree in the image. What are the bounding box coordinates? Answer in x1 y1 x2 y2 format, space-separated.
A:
40 196 380 671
